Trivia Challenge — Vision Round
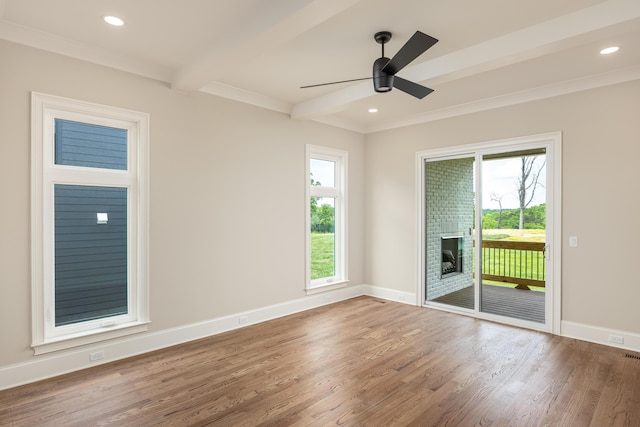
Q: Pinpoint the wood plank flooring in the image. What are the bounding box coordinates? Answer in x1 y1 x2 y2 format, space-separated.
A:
432 284 545 323
1 296 639 426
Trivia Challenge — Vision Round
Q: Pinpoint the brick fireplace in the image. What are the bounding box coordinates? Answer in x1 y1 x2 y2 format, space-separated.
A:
425 157 474 300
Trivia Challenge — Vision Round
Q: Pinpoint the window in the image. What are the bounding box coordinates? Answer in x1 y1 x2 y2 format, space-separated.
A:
31 93 149 354
306 145 347 292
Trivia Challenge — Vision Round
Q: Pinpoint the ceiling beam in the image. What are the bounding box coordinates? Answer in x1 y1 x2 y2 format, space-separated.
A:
199 82 292 114
291 0 640 120
171 0 362 92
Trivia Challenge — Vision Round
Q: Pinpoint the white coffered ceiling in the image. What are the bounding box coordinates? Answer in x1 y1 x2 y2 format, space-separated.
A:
1 0 639 133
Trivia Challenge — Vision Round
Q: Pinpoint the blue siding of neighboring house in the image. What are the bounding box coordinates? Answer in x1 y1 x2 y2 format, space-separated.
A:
53 119 129 326
55 185 128 326
55 119 127 170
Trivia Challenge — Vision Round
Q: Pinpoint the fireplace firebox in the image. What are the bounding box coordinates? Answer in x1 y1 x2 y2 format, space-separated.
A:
441 236 463 277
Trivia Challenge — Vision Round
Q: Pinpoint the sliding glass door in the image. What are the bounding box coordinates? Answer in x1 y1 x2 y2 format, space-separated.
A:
420 134 559 332
479 150 546 323
424 155 476 310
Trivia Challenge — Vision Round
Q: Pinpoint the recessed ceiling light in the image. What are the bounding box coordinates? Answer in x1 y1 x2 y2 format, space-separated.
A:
104 16 124 27
368 108 378 113
600 46 619 55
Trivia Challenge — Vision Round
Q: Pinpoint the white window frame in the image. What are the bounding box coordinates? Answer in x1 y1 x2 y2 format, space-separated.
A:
305 145 348 293
31 92 150 355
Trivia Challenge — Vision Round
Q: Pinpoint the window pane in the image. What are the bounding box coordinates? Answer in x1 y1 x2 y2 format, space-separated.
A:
310 197 335 280
54 184 128 326
310 158 335 187
55 119 127 170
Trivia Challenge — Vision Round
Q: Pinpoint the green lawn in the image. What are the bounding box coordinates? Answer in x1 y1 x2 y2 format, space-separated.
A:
311 233 334 280
481 228 546 242
477 247 546 281
477 229 546 290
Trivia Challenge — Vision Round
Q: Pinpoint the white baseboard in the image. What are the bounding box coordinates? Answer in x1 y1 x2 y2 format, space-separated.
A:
561 321 640 353
361 284 417 305
364 286 640 354
4 285 636 391
0 285 364 391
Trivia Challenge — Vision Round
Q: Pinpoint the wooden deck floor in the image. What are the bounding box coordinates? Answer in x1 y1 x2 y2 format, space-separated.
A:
432 284 545 323
2 296 639 426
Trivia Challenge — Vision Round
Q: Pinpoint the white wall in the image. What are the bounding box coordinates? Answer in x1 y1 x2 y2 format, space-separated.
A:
364 79 640 338
0 40 365 374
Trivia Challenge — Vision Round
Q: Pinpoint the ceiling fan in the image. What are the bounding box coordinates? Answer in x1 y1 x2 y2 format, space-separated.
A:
301 30 438 99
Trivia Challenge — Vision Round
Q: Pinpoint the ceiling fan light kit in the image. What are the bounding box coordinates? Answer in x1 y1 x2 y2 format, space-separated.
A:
373 31 393 93
302 30 438 99
373 56 393 92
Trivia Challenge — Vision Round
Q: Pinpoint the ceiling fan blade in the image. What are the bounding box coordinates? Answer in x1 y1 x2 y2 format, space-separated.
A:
382 31 438 75
393 76 434 99
301 77 371 89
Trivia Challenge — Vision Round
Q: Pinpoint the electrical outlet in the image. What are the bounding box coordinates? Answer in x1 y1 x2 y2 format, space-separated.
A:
89 350 105 362
608 334 624 344
238 316 249 326
569 236 578 247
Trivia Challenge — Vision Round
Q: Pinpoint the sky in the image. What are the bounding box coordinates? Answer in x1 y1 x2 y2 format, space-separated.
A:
310 158 335 187
481 155 546 210
310 158 336 207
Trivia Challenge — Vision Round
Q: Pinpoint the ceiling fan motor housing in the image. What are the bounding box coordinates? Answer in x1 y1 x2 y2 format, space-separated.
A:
301 30 437 98
373 57 394 92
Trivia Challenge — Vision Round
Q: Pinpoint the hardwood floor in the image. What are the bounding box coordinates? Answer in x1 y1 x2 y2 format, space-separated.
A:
1 296 639 426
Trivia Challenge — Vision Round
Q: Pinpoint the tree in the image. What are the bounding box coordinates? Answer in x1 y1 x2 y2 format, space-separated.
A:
489 192 504 229
316 204 335 233
310 174 320 222
481 204 545 230
516 156 545 229
310 174 334 233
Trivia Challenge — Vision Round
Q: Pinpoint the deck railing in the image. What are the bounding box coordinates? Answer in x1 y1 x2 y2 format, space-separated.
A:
474 240 546 290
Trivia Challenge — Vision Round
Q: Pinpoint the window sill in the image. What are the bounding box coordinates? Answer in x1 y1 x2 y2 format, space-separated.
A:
32 321 150 355
306 280 350 295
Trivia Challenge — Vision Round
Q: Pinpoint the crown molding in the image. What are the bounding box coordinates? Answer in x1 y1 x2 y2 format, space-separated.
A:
0 19 173 82
366 65 640 134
